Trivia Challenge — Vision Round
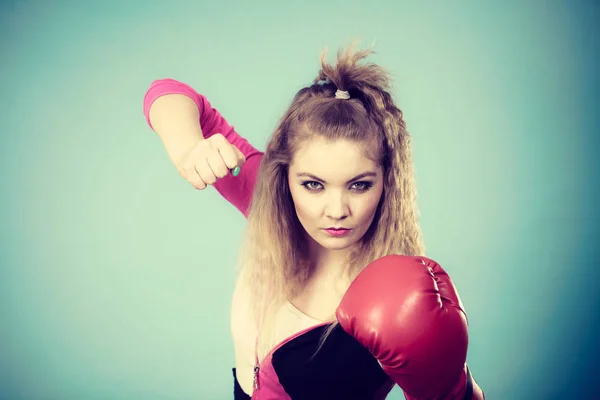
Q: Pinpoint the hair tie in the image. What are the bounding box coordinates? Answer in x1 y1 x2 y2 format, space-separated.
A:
335 89 350 100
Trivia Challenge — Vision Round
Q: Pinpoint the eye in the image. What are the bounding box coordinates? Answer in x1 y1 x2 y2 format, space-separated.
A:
351 181 373 192
301 181 323 191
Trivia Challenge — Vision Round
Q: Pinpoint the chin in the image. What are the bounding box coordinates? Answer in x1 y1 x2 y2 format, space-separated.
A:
327 244 354 251
317 238 356 251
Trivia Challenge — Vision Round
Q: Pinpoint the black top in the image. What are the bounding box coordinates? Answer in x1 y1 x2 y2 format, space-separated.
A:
232 324 394 400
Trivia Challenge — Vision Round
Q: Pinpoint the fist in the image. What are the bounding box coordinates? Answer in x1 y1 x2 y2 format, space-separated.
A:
177 133 245 190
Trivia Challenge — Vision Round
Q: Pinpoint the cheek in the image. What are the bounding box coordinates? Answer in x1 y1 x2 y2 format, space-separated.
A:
289 186 319 224
354 188 383 222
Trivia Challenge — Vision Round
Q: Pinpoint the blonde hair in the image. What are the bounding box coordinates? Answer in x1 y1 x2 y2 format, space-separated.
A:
235 43 425 358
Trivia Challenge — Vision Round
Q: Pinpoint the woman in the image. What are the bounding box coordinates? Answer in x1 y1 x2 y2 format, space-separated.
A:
143 45 485 400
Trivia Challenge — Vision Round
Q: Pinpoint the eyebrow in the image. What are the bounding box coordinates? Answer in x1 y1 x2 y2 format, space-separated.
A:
296 171 377 184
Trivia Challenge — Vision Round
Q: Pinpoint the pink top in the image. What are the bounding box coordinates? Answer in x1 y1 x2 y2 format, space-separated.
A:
143 79 331 399
143 78 264 218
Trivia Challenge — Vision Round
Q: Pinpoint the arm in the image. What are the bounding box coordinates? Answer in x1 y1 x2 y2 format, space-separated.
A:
143 78 264 217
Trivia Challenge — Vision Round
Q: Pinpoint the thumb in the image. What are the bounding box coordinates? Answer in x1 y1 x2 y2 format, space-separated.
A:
229 145 246 177
233 145 246 166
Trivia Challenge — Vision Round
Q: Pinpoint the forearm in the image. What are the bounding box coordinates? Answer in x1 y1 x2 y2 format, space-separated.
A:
148 93 204 166
142 78 264 217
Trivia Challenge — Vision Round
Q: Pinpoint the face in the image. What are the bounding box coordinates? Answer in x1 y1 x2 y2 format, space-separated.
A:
288 137 384 255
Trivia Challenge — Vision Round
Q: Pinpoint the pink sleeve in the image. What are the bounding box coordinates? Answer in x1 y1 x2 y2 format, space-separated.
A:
143 78 264 218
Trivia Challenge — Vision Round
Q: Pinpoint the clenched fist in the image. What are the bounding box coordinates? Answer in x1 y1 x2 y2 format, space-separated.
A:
176 133 245 190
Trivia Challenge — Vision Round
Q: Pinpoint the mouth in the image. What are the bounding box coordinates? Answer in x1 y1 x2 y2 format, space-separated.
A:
323 227 352 237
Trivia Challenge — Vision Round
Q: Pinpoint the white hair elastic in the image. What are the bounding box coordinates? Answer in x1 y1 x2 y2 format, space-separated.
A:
335 89 350 100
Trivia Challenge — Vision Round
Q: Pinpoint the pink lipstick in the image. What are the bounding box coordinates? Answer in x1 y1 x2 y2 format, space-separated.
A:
324 228 351 237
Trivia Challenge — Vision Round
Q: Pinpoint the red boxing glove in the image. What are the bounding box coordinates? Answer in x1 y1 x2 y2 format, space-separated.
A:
336 255 484 400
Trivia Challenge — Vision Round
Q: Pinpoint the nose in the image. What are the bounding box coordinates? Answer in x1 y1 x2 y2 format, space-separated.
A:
324 191 349 220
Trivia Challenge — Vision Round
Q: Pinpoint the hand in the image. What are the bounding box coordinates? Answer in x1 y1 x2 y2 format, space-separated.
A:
336 255 484 399
176 133 245 190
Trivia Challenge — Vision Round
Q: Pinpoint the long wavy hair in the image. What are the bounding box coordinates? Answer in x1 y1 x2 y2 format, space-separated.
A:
235 43 425 358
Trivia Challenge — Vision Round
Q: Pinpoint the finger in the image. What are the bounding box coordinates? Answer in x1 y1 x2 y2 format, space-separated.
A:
228 146 246 177
230 166 241 177
233 145 246 166
210 134 245 177
218 143 242 170
206 150 229 179
180 167 207 190
211 134 245 166
194 158 217 186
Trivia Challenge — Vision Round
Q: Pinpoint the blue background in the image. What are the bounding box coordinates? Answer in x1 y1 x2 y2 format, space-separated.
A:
1 0 598 399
